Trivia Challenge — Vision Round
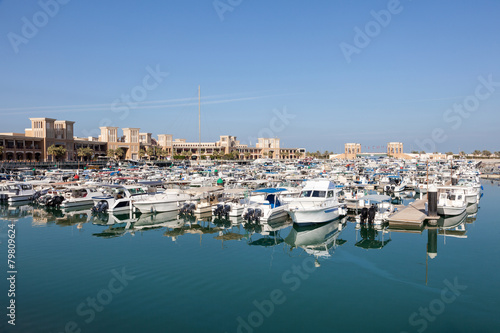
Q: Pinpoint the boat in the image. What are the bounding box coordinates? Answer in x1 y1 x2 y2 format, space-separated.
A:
132 189 190 213
241 188 289 222
286 180 345 225
436 186 467 216
91 184 149 213
4 182 37 202
60 186 105 209
355 194 396 225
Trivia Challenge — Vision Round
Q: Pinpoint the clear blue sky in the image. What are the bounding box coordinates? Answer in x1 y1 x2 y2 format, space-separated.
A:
1 0 499 153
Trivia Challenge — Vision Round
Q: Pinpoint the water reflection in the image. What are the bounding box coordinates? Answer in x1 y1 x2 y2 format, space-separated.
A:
284 217 347 265
355 224 391 250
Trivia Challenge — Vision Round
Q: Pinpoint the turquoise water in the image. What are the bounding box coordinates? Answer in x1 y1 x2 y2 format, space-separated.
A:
1 181 499 333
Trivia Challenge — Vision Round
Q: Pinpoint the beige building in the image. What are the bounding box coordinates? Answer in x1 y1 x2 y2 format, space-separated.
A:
1 118 106 162
1 118 304 162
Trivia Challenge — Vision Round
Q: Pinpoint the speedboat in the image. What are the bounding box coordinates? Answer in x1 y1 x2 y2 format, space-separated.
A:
132 189 190 213
286 180 345 225
241 188 289 222
355 194 396 225
91 184 149 213
60 187 105 209
5 182 37 202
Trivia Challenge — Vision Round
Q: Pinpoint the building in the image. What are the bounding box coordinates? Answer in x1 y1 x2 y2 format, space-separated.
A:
0 118 107 162
330 142 416 159
0 118 305 162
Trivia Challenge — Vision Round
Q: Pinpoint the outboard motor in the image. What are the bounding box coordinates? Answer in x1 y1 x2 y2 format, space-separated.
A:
47 195 64 208
253 208 262 221
243 208 254 220
223 204 231 216
92 200 109 213
214 204 224 216
360 207 368 224
181 203 196 215
32 191 42 201
368 205 376 224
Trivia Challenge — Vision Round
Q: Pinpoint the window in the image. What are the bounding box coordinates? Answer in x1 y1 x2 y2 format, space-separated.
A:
327 191 334 198
300 190 312 197
312 191 326 198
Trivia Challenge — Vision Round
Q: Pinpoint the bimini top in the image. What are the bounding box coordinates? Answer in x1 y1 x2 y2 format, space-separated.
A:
252 188 288 194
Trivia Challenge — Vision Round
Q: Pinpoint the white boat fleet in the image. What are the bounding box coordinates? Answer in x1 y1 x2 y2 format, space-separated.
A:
0 157 485 227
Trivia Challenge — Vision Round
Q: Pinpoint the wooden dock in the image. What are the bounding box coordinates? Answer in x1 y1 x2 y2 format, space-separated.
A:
388 195 438 228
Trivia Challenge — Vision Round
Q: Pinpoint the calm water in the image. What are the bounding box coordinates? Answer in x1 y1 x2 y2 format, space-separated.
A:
1 181 500 333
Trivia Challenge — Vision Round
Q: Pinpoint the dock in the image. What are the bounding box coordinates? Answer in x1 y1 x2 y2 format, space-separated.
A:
388 195 438 228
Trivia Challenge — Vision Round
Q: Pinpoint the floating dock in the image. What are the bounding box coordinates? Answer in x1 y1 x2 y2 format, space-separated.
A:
388 195 438 228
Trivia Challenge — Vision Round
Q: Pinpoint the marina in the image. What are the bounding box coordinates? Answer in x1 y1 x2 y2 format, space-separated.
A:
1 156 499 332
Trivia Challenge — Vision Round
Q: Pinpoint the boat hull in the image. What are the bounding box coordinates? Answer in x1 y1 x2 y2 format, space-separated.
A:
288 206 340 225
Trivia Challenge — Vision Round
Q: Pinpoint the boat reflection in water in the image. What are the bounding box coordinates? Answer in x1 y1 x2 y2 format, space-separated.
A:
285 217 347 266
133 210 183 232
355 224 391 250
247 216 292 248
437 210 468 240
92 212 136 238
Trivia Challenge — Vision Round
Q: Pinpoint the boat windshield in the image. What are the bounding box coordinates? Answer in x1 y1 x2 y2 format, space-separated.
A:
300 190 312 197
311 190 326 198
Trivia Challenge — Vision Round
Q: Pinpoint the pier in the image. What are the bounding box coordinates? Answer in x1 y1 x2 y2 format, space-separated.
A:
388 195 438 228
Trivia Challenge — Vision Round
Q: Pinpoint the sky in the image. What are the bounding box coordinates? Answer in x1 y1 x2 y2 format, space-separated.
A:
0 0 499 154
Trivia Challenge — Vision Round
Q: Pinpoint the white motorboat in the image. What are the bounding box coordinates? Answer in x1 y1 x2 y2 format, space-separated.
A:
286 180 345 225
91 184 149 213
355 194 396 225
5 182 37 202
132 189 190 213
60 187 105 209
437 186 467 216
242 188 289 222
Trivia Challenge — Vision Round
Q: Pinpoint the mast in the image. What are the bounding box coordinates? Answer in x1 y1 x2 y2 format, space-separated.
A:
198 85 201 165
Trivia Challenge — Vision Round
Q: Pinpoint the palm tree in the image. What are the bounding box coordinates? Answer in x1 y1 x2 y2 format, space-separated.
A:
472 150 482 156
114 148 124 160
0 145 4 160
139 149 146 160
482 150 491 157
107 149 116 159
47 145 67 162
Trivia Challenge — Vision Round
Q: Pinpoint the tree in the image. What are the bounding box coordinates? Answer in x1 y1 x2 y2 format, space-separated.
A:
114 148 124 160
47 145 67 162
0 145 4 159
244 152 251 160
78 147 93 161
107 149 115 159
472 150 481 156
445 152 453 155
139 149 146 160
459 151 466 156
482 150 491 157
411 151 419 154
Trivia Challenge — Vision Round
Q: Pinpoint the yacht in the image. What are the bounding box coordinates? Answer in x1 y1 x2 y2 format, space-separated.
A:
286 180 345 225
